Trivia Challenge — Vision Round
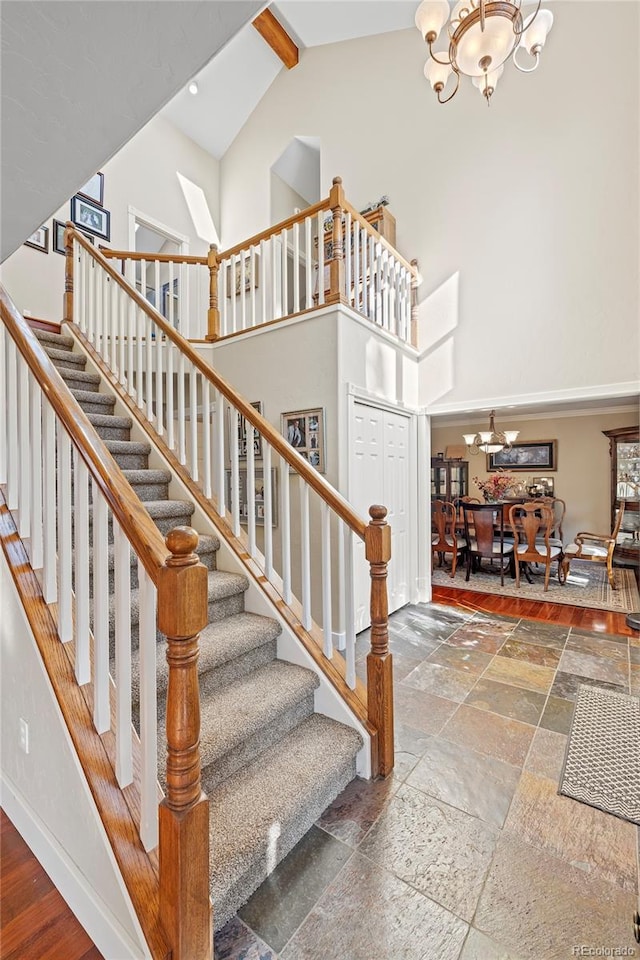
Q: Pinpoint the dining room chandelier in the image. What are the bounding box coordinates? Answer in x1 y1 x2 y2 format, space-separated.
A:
463 410 519 455
415 0 553 104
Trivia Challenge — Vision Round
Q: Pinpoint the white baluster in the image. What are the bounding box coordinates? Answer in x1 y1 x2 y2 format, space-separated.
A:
92 482 110 732
247 414 256 558
263 445 273 580
231 406 240 536
250 245 256 327
202 379 211 498
136 306 144 409
6 337 18 509
305 216 313 310
345 212 352 308
280 457 291 603
361 226 368 318
337 521 346 651
155 324 163 437
220 258 228 336
180 261 188 336
271 238 278 320
145 313 153 422
127 295 135 397
293 222 300 314
321 501 333 657
177 351 186 465
215 390 225 517
344 526 356 689
231 255 237 333
137 560 158 852
114 520 132 787
73 450 90 685
353 222 360 314
18 360 30 538
166 340 175 451
382 249 390 331
300 482 311 630
189 366 198 482
260 239 267 323
117 283 126 383
74 242 81 329
281 228 288 317
42 401 57 603
110 277 118 373
154 260 160 322
317 212 325 306
168 261 175 329
240 253 247 330
29 373 43 569
57 427 72 642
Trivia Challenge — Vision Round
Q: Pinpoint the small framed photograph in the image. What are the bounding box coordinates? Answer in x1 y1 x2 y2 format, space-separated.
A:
281 407 325 473
52 219 94 254
70 195 111 241
226 251 260 298
24 225 49 253
226 468 278 527
532 476 555 496
488 440 557 472
77 171 104 206
229 401 263 460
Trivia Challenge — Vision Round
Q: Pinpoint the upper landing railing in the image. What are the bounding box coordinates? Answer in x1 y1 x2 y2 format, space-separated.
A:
102 178 420 346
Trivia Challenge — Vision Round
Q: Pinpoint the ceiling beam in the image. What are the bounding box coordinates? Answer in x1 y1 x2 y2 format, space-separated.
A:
252 8 299 70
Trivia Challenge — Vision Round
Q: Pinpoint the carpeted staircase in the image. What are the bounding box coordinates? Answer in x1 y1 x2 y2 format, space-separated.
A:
34 326 363 928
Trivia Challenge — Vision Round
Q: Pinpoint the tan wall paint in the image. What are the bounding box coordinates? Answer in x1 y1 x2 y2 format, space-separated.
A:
1 115 220 321
431 409 639 544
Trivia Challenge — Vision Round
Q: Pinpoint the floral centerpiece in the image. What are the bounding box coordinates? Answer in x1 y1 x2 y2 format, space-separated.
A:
473 471 516 503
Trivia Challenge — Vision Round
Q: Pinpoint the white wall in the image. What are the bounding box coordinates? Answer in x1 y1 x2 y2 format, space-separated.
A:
0 115 220 323
220 2 640 407
0 554 148 959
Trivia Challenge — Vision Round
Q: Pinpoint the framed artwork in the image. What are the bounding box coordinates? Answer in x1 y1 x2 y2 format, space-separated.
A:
77 171 104 206
226 252 260 297
226 468 278 527
230 401 263 460
24 225 48 253
488 441 557 472
281 407 325 473
53 218 94 254
70 195 111 241
531 476 555 496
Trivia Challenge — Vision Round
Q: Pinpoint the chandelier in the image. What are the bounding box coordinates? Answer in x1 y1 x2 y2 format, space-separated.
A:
415 0 553 104
463 410 519 455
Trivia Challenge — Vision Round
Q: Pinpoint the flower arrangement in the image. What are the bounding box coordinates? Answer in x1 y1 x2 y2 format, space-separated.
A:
473 471 516 502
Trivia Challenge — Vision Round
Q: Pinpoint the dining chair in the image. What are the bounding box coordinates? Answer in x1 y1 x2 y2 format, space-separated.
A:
462 501 514 586
509 502 566 591
432 500 465 578
453 496 480 534
533 496 566 547
563 502 626 589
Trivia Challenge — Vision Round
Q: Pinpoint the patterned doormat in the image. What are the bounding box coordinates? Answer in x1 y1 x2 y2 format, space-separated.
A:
559 685 640 825
431 561 640 613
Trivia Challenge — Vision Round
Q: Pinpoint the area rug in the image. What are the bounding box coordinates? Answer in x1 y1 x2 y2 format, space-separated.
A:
559 685 640 825
431 560 640 614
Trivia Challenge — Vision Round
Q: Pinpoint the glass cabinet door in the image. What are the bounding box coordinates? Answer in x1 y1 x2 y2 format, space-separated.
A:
431 465 447 498
450 465 468 500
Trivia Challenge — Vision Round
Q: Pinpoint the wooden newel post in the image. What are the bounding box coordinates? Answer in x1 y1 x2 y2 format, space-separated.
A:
410 258 419 348
157 527 212 960
206 243 220 342
63 222 74 325
364 505 394 779
327 176 347 305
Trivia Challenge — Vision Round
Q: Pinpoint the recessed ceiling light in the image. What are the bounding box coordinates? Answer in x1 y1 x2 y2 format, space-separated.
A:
188 81 198 95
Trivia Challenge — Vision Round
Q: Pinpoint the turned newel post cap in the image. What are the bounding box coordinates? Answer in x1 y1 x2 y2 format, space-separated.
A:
209 242 218 253
332 176 342 186
369 504 388 522
166 526 199 562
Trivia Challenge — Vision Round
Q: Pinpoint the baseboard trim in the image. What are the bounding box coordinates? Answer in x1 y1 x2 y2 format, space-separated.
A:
0 775 149 960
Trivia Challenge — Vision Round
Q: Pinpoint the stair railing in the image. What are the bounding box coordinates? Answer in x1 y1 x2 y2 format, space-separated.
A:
101 177 420 348
0 284 212 960
65 226 395 778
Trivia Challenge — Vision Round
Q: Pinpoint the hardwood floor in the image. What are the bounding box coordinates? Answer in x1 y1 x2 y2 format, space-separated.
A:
0 809 103 960
432 584 636 636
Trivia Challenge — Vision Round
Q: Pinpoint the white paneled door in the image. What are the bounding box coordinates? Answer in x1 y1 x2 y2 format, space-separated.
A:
350 400 411 631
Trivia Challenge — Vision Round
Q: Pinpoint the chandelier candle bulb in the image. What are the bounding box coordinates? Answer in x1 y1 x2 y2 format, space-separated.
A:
464 410 519 455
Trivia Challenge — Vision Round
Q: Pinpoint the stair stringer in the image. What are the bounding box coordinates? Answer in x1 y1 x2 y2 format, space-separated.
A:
65 323 372 779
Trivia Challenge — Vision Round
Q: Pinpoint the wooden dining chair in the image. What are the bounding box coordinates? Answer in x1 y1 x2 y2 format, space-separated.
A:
533 496 566 547
509 502 566 592
431 500 465 578
462 501 514 586
563 502 626 589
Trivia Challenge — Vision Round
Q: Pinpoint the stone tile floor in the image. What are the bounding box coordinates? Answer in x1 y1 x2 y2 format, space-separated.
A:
214 602 640 960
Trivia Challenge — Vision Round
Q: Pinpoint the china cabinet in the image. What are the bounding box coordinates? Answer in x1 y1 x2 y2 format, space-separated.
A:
602 425 640 569
431 458 468 502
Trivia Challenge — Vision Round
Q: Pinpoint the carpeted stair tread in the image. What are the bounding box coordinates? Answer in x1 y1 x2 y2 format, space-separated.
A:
195 660 318 770
121 468 171 484
87 412 132 430
72 388 115 409
142 499 194 521
104 439 152 457
58 366 101 389
128 611 278 706
33 328 74 350
42 345 86 368
206 714 363 926
101 532 219 575
123 569 249 629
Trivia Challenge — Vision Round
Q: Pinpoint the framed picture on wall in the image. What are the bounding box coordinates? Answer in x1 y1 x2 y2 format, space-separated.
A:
229 401 263 460
281 407 325 473
77 171 105 206
53 218 94 254
70 195 111 241
488 440 557 472
24 225 49 253
225 468 278 527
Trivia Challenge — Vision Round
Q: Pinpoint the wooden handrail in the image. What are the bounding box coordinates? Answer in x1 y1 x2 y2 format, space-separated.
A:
217 198 330 263
0 283 169 582
101 249 207 265
66 226 368 540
